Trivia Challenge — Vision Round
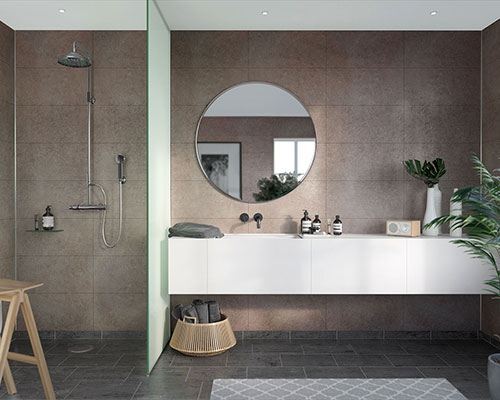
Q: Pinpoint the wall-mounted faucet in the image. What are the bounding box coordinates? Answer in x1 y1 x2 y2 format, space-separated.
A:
253 213 263 229
240 213 249 223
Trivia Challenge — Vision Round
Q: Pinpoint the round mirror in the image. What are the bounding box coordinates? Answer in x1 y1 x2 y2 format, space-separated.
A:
196 82 316 203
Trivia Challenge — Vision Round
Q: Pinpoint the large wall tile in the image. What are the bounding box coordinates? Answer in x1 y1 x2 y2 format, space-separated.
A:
481 295 500 338
16 31 92 68
404 105 479 144
171 143 205 181
93 218 146 256
326 296 405 331
327 143 405 181
404 31 480 68
172 31 248 68
26 293 93 331
403 296 479 331
0 60 13 103
16 67 87 106
327 32 404 68
0 179 14 220
0 141 13 180
405 68 480 106
249 68 326 106
0 102 14 143
94 293 146 330
94 106 147 144
93 31 146 69
93 143 146 181
16 143 87 181
249 32 326 68
171 106 205 144
0 257 14 279
339 218 388 234
16 180 90 220
327 180 405 219
0 22 14 66
482 100 500 143
327 68 404 105
93 180 146 220
483 59 500 104
172 180 248 219
17 256 93 294
93 68 146 106
94 256 146 293
482 140 500 171
327 106 404 144
16 105 88 144
0 223 14 259
17 218 94 256
483 20 500 66
308 106 326 144
247 217 300 234
249 296 327 331
172 68 248 106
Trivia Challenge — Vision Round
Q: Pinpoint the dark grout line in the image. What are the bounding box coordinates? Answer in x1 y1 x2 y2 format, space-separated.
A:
63 367 78 383
129 381 142 400
112 353 125 368
63 381 81 400
122 366 135 383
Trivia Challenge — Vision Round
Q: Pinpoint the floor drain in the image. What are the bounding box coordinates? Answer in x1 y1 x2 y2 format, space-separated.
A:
68 345 94 354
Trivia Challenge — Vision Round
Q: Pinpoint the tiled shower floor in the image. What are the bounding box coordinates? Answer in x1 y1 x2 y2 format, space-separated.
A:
2 337 497 399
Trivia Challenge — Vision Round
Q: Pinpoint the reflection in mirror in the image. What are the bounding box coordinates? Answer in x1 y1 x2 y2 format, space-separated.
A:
196 82 316 203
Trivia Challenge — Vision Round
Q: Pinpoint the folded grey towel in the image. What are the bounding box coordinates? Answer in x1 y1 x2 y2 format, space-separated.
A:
181 305 199 323
207 301 221 323
168 222 224 238
193 302 209 323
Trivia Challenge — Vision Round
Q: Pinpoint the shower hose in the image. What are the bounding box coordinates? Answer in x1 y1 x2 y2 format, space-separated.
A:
91 182 123 248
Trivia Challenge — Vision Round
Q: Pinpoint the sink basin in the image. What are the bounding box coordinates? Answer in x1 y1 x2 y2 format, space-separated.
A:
223 234 300 239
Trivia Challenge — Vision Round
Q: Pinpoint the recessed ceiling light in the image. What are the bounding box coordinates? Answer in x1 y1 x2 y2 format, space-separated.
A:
58 8 66 13
430 10 438 16
261 11 268 16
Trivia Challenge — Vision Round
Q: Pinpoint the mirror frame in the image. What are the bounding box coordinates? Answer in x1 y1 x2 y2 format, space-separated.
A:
195 81 317 203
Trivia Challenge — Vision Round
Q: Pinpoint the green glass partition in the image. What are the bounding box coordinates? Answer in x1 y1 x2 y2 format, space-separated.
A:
147 0 171 373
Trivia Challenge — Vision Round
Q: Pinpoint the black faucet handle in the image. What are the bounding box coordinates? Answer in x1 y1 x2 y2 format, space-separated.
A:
240 213 249 223
253 213 263 221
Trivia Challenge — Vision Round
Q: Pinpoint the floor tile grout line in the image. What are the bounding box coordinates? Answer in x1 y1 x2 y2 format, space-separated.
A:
197 381 204 400
360 367 368 378
385 354 396 367
303 366 307 378
112 353 125 368
63 367 78 383
185 366 191 382
57 354 71 367
63 381 81 400
122 366 135 383
130 380 142 400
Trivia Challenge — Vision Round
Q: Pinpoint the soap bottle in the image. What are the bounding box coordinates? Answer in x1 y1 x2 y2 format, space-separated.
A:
333 215 342 235
42 206 54 231
326 219 332 235
301 210 312 234
312 215 321 233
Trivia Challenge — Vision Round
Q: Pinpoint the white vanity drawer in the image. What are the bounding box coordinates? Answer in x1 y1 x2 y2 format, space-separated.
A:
207 238 311 294
311 238 407 294
168 239 208 294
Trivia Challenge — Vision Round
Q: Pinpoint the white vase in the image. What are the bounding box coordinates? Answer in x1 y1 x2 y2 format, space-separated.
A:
434 184 442 234
423 186 439 236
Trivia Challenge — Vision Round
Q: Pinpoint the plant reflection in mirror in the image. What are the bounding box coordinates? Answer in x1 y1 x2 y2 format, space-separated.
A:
253 173 299 202
425 156 500 296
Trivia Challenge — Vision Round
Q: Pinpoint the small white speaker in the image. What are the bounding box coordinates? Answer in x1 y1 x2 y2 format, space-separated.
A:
386 220 421 237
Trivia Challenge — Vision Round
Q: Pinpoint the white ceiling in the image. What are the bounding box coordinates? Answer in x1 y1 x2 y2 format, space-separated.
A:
1 0 500 31
0 0 147 31
158 1 500 31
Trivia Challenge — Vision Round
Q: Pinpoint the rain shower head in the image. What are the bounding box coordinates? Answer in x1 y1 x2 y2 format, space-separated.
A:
57 41 92 68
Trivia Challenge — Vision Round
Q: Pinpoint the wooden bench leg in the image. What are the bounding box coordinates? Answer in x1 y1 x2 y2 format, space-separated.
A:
4 361 17 395
0 294 20 393
21 293 55 400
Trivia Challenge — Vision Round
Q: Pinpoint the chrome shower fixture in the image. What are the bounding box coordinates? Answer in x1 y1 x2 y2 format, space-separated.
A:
61 40 125 248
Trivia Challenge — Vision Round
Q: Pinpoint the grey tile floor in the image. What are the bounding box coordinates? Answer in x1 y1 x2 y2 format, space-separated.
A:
1 337 497 399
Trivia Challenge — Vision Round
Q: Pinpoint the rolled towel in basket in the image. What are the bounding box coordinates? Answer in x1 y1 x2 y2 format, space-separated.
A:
192 300 209 324
181 305 199 323
206 300 221 323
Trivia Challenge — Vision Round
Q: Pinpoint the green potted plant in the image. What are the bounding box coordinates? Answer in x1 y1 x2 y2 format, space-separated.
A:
425 156 500 400
403 158 446 236
253 173 299 202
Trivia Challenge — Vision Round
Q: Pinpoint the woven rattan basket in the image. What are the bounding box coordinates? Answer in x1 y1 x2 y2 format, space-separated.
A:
170 314 237 357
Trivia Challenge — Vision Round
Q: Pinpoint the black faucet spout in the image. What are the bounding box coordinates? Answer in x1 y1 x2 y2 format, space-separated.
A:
253 213 263 229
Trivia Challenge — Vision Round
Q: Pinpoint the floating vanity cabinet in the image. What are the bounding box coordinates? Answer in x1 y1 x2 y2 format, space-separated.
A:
407 237 490 294
168 238 207 294
311 237 407 294
206 237 311 294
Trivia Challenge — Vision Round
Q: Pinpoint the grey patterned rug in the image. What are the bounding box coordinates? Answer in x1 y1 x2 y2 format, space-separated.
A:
210 378 467 399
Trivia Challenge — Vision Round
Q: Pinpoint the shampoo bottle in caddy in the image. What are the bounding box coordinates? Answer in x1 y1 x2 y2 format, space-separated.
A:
42 205 54 231
333 215 342 235
301 210 312 234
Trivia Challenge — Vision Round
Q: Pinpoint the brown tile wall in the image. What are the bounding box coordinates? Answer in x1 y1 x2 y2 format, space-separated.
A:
171 295 480 332
171 31 480 234
171 31 481 332
15 31 147 331
0 21 14 280
481 19 500 338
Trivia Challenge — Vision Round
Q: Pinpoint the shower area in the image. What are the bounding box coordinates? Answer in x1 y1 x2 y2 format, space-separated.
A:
11 30 147 333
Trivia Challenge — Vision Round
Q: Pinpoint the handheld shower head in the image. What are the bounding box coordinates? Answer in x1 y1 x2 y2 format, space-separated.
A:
58 41 92 68
116 155 126 184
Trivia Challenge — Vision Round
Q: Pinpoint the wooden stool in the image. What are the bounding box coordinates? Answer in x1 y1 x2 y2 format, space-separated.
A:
0 279 55 399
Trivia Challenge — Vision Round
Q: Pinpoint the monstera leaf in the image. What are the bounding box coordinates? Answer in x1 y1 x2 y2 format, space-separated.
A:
403 158 446 187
